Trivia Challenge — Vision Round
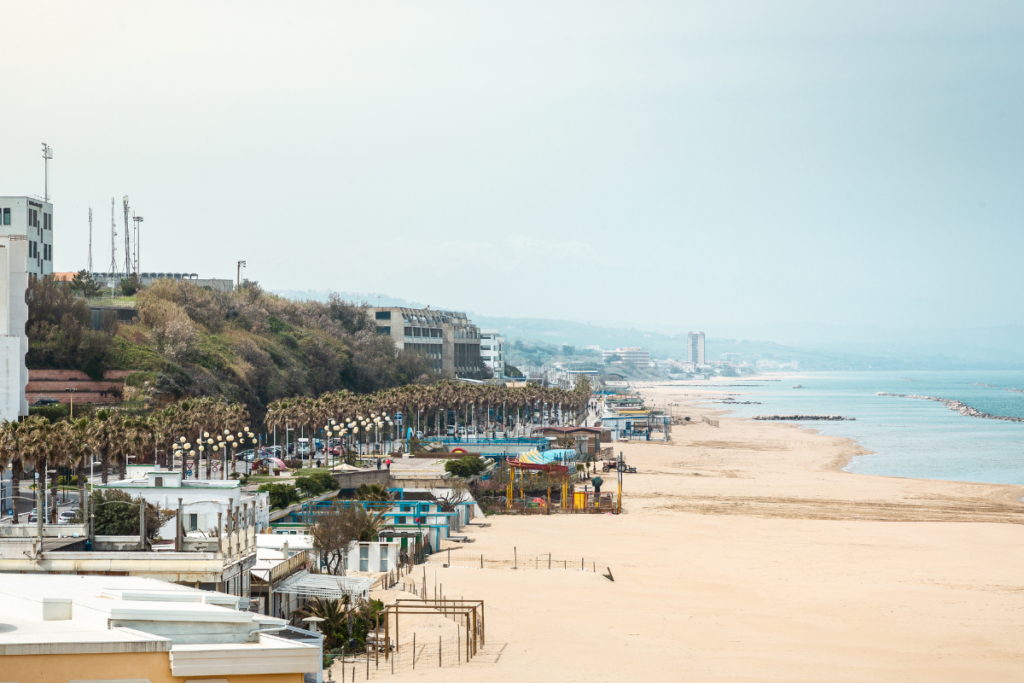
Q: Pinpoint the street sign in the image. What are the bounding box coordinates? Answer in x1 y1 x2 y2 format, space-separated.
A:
187 461 194 468
395 412 403 424
186 469 193 476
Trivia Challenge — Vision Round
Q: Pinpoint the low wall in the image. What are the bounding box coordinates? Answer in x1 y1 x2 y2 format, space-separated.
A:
0 524 87 538
331 469 389 490
389 476 451 489
94 535 142 551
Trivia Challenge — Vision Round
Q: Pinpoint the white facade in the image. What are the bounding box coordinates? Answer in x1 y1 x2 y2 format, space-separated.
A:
98 467 270 541
687 332 706 366
480 328 505 378
0 197 54 278
0 235 29 421
602 347 651 365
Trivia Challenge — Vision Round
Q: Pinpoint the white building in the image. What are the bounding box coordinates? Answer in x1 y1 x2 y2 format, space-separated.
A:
480 328 505 378
0 574 320 680
0 235 29 422
0 196 54 278
98 466 270 540
602 347 651 365
687 331 706 366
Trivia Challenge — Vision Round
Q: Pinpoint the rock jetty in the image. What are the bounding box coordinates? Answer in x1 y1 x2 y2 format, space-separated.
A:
877 392 1024 423
752 415 854 421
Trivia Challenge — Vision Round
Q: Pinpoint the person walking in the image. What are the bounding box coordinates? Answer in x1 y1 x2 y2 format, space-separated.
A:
376 457 381 470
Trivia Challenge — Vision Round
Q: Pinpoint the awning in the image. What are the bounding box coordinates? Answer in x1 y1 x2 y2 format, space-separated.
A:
273 570 376 600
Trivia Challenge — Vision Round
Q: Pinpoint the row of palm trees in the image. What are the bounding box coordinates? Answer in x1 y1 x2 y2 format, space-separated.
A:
266 377 593 453
0 377 591 522
0 397 249 522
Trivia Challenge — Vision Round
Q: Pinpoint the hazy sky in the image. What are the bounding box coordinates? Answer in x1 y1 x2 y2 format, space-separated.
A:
2 1 1022 334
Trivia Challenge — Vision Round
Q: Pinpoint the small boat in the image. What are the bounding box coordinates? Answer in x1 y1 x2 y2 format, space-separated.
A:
792 384 803 389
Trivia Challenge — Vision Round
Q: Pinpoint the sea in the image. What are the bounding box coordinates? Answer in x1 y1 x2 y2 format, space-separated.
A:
684 371 1024 486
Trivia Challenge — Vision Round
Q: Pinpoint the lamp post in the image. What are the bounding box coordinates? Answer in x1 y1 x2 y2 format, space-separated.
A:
65 387 77 419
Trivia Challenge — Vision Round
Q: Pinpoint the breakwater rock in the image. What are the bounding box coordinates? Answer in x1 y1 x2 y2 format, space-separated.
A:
714 400 761 405
877 392 1024 423
752 415 855 421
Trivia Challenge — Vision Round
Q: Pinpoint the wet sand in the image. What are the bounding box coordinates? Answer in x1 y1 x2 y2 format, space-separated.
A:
394 384 1024 682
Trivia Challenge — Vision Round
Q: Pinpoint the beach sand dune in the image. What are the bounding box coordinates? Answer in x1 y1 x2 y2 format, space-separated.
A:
390 386 1024 682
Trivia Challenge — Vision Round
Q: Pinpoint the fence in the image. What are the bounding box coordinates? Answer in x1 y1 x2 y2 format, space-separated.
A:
701 416 719 428
327 632 470 680
423 549 605 573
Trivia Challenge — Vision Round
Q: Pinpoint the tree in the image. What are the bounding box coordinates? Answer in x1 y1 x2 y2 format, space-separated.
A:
310 503 358 575
88 488 176 540
355 483 391 502
69 270 102 297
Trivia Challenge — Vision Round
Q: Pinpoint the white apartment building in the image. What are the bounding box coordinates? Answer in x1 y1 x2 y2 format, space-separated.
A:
602 347 651 365
0 235 29 422
480 328 505 378
687 331 706 366
0 196 54 278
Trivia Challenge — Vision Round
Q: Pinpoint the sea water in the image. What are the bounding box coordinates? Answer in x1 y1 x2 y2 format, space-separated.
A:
686 371 1024 486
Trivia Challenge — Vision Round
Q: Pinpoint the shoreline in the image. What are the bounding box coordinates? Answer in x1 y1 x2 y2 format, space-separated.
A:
406 381 1024 683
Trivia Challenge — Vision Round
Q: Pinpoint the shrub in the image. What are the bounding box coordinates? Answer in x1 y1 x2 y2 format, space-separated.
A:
444 455 488 478
258 483 300 509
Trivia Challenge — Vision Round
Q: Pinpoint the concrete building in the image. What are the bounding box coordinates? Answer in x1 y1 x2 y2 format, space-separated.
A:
97 466 270 540
602 347 651 365
369 306 484 379
0 196 54 278
0 574 320 682
480 328 505 378
687 331 706 366
0 235 29 422
91 271 234 292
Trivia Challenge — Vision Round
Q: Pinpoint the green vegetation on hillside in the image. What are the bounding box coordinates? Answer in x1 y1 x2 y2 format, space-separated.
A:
26 276 439 414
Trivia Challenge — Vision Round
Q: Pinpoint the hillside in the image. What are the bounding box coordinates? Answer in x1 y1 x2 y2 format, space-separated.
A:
26 277 439 415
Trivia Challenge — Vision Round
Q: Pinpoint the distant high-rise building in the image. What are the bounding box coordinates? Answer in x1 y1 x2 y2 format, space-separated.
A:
0 235 29 421
687 332 705 366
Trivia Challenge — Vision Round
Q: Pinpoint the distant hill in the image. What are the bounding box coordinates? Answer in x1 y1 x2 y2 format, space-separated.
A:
274 290 1024 371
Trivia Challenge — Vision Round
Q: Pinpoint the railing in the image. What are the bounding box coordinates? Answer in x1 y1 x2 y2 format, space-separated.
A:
425 548 606 573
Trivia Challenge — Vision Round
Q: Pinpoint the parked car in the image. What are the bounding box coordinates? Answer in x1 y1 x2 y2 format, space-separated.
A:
33 398 60 406
415 430 424 439
58 510 76 524
446 426 456 437
236 449 256 462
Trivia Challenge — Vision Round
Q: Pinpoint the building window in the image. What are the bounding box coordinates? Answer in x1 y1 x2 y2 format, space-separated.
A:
413 328 421 337
376 326 391 335
359 545 369 571
155 477 163 487
189 513 199 531
2 208 9 225
380 545 389 571
375 311 391 320
404 327 413 336
480 345 490 350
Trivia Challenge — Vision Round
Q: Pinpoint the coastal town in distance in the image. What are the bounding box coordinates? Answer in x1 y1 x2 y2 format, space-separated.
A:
2 3 1023 682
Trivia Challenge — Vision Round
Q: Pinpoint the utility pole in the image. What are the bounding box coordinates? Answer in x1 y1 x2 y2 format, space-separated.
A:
87 208 93 273
236 260 246 290
41 143 53 202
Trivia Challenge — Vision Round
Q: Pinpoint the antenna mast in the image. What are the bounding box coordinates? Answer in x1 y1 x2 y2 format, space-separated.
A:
41 143 53 202
87 208 93 273
122 196 131 277
108 198 118 286
132 213 143 277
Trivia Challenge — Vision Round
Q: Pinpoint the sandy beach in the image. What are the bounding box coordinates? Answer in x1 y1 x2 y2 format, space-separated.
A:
386 383 1024 682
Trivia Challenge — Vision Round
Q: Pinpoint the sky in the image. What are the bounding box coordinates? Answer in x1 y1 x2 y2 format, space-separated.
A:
2 1 1023 336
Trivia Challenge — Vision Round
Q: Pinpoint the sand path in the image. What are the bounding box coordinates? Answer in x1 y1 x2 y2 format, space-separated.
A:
383 385 1024 681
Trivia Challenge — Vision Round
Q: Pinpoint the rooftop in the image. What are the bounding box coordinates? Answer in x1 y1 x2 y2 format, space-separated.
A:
0 574 319 675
